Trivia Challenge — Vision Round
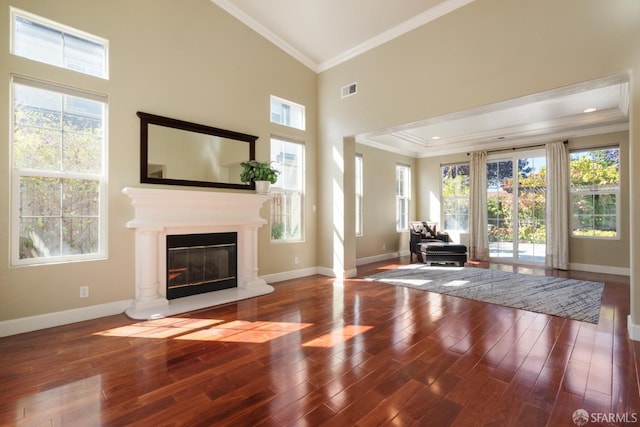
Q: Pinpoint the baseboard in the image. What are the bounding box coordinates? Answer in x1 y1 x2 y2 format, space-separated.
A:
356 251 402 266
569 262 630 276
262 267 321 284
302 266 358 279
285 266 358 279
0 299 132 338
344 267 358 279
628 315 640 341
315 266 335 277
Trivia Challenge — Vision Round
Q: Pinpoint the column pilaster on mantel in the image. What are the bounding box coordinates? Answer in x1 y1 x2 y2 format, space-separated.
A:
241 224 266 288
122 187 273 320
128 225 169 314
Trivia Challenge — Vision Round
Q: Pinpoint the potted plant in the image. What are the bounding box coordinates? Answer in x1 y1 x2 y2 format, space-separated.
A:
240 160 280 193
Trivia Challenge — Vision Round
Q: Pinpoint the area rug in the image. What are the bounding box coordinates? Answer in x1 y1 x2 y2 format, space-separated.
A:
366 265 604 324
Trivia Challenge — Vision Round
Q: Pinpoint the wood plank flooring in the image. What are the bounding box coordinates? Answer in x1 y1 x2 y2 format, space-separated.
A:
1 258 639 426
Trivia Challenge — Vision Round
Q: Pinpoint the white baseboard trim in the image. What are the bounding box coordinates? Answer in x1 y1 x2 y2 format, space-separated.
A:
569 262 630 276
356 251 401 266
284 266 358 280
628 315 640 341
262 267 321 284
305 266 359 279
315 266 335 277
0 300 132 338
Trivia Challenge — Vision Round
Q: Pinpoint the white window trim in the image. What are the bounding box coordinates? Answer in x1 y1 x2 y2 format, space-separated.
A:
355 153 363 236
569 147 620 240
270 136 305 243
270 95 306 131
396 163 411 232
10 7 109 79
441 162 470 233
10 76 108 266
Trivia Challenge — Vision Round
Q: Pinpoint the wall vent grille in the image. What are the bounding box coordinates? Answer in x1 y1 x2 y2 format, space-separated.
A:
341 82 357 98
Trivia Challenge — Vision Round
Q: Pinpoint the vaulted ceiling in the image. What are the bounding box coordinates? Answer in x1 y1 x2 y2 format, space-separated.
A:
212 0 629 157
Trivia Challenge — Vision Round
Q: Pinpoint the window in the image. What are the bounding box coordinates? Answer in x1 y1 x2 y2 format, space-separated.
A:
396 164 411 231
11 77 107 265
270 96 305 130
270 138 304 241
442 164 470 231
570 147 620 238
11 8 108 79
355 154 363 236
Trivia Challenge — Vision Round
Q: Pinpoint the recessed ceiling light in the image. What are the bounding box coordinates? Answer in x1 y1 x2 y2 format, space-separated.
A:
431 136 440 140
584 108 597 113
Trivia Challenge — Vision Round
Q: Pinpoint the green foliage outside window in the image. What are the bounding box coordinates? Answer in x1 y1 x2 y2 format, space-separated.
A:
570 149 619 237
13 82 104 261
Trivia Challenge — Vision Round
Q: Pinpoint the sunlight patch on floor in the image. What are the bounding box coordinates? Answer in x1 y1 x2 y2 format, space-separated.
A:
444 280 470 287
93 317 375 346
302 325 373 348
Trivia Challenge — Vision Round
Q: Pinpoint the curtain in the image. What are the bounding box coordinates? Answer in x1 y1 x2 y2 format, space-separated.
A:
545 141 569 269
469 151 488 260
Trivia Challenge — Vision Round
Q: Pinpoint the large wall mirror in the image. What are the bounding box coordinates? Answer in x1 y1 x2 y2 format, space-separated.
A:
138 112 257 190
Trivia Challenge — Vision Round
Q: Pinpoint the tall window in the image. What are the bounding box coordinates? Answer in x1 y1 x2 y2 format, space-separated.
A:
355 154 363 236
270 96 305 130
570 147 620 238
441 164 470 231
396 164 411 231
11 77 107 265
11 8 108 79
270 138 304 241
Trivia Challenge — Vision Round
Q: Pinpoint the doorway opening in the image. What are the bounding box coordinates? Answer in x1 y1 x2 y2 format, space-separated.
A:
487 150 546 263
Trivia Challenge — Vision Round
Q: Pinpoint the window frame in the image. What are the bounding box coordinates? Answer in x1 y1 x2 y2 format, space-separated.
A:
355 153 363 236
10 76 108 266
569 146 620 240
270 95 305 131
10 7 109 79
441 163 470 232
270 136 305 243
395 163 411 232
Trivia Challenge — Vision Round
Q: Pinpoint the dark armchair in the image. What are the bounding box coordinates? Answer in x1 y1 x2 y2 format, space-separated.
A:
409 221 449 262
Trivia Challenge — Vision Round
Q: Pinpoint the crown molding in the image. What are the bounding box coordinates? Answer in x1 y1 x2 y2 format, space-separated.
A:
211 0 319 72
211 0 476 73
317 0 476 72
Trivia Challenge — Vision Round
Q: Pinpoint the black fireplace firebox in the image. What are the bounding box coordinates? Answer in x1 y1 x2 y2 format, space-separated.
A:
166 232 237 300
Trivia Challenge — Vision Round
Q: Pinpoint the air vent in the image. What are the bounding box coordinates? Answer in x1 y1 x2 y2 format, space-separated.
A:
341 82 357 98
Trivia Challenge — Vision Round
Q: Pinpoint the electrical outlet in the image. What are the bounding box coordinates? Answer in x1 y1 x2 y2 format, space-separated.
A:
80 286 89 298
294 256 299 265
382 244 386 250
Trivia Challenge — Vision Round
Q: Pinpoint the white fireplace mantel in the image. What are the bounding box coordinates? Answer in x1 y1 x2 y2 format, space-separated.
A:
122 187 274 319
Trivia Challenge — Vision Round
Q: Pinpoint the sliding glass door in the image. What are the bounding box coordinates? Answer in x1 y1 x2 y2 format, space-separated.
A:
487 151 546 263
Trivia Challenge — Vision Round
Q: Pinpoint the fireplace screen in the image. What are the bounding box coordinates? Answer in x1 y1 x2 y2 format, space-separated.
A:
166 232 237 300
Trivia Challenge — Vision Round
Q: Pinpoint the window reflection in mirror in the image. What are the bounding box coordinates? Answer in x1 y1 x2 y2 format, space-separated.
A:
138 112 257 190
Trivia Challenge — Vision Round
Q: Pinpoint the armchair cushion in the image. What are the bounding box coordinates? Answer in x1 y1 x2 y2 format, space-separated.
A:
409 221 437 239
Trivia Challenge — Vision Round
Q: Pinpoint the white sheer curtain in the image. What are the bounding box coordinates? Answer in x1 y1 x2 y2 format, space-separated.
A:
545 141 569 269
469 151 488 260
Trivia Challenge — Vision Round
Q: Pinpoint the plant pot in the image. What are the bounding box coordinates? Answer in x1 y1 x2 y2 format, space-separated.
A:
255 180 271 194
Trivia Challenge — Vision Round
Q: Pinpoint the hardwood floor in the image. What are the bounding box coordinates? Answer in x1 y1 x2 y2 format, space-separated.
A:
1 258 639 426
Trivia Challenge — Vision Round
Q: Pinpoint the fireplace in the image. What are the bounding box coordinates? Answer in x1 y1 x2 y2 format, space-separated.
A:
122 187 274 320
167 232 237 299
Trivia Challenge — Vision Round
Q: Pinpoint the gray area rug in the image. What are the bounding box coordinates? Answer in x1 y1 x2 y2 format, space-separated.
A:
367 265 604 324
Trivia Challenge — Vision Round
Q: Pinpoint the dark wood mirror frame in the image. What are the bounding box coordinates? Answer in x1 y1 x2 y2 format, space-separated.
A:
138 111 257 190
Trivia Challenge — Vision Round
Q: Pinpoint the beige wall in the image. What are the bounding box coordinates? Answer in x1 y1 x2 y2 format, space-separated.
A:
415 131 630 269
317 0 640 320
355 144 416 260
0 0 317 321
